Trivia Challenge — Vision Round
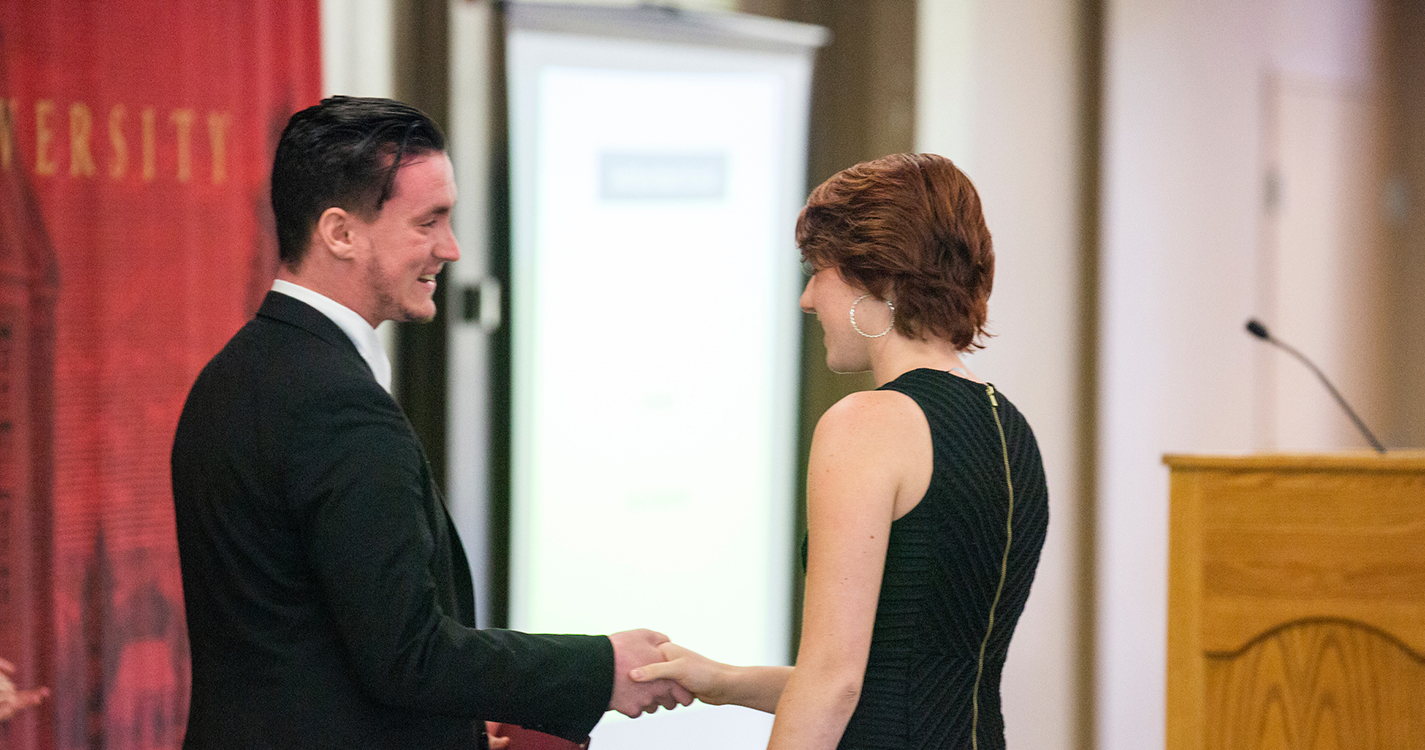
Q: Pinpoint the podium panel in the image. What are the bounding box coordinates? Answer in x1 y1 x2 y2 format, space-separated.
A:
1165 454 1425 750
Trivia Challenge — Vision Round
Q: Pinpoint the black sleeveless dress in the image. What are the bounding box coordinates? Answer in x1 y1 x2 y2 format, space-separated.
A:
810 368 1050 750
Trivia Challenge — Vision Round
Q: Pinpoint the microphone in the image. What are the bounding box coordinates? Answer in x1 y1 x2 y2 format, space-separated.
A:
1244 318 1386 454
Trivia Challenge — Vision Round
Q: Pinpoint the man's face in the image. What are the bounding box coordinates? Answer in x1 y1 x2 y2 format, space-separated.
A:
351 153 459 326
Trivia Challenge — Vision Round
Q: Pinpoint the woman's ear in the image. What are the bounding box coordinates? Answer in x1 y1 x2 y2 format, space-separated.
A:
315 206 359 261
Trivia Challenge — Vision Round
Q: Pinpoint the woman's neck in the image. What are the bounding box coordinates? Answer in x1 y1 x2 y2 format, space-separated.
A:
868 333 977 387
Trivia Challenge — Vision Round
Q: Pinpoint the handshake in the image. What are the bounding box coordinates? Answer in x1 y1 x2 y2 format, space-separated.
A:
606 629 730 717
489 631 738 750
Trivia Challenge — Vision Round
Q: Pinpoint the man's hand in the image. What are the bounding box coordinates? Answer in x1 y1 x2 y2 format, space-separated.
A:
607 630 694 718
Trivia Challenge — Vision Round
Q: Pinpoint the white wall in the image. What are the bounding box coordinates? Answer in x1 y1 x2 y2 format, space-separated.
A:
1097 0 1378 748
322 0 395 98
917 2 1086 750
1097 5 1261 748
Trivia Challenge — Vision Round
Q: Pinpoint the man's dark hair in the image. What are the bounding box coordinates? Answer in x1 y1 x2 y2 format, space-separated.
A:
271 96 446 266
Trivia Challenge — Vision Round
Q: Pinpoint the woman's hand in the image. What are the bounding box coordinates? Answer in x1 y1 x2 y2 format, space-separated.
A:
629 642 734 706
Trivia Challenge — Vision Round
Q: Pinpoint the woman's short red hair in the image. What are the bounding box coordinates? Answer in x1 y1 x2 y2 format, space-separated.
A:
796 153 994 351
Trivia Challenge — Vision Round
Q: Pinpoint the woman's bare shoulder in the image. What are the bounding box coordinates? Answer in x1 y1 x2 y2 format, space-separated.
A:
811 389 929 485
816 388 924 437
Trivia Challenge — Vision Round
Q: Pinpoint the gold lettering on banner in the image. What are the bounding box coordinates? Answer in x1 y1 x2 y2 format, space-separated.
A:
0 100 238 186
171 109 194 183
141 107 156 182
0 99 14 171
108 105 127 179
35 100 57 176
207 112 230 184
69 103 96 178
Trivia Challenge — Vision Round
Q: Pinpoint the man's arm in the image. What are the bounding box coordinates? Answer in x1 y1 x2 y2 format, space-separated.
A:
296 382 688 739
297 388 614 739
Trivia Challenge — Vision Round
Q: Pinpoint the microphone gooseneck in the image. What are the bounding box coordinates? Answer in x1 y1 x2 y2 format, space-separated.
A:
1244 319 1386 454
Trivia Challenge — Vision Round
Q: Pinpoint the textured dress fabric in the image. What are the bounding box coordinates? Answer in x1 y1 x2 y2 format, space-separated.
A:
826 368 1050 750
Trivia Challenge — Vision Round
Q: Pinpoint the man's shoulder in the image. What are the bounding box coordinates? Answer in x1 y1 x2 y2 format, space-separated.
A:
207 294 355 365
185 308 380 419
195 312 314 383
252 291 351 349
175 306 402 456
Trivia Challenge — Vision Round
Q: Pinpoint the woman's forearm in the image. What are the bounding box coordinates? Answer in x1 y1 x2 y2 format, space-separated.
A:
716 664 792 713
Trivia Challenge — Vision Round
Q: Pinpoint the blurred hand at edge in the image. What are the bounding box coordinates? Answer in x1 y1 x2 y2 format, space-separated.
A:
0 657 50 723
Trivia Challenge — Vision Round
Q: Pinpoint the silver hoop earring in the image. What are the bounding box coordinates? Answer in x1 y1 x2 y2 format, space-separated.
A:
850 294 895 338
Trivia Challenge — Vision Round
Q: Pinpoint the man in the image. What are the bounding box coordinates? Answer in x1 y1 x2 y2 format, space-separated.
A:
171 96 688 750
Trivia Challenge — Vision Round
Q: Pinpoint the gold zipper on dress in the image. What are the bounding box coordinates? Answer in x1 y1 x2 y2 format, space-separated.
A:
972 384 1015 750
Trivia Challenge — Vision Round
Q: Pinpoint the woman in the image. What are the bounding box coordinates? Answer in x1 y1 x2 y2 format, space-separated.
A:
633 153 1049 750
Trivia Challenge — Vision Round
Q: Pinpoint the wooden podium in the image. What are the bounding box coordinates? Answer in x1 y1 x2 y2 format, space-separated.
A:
1165 453 1425 750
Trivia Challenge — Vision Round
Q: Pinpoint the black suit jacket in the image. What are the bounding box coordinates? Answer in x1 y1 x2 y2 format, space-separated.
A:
172 292 612 749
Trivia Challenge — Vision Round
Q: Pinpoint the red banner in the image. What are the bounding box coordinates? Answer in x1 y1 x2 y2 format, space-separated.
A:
0 3 321 748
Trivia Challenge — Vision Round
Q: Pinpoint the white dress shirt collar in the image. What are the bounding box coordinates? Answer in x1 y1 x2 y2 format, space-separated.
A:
270 279 393 393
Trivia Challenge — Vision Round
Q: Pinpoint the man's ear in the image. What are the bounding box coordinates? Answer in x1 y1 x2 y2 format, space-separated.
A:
315 207 359 261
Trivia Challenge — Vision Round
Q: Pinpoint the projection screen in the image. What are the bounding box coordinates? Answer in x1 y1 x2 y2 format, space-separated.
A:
504 5 825 747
